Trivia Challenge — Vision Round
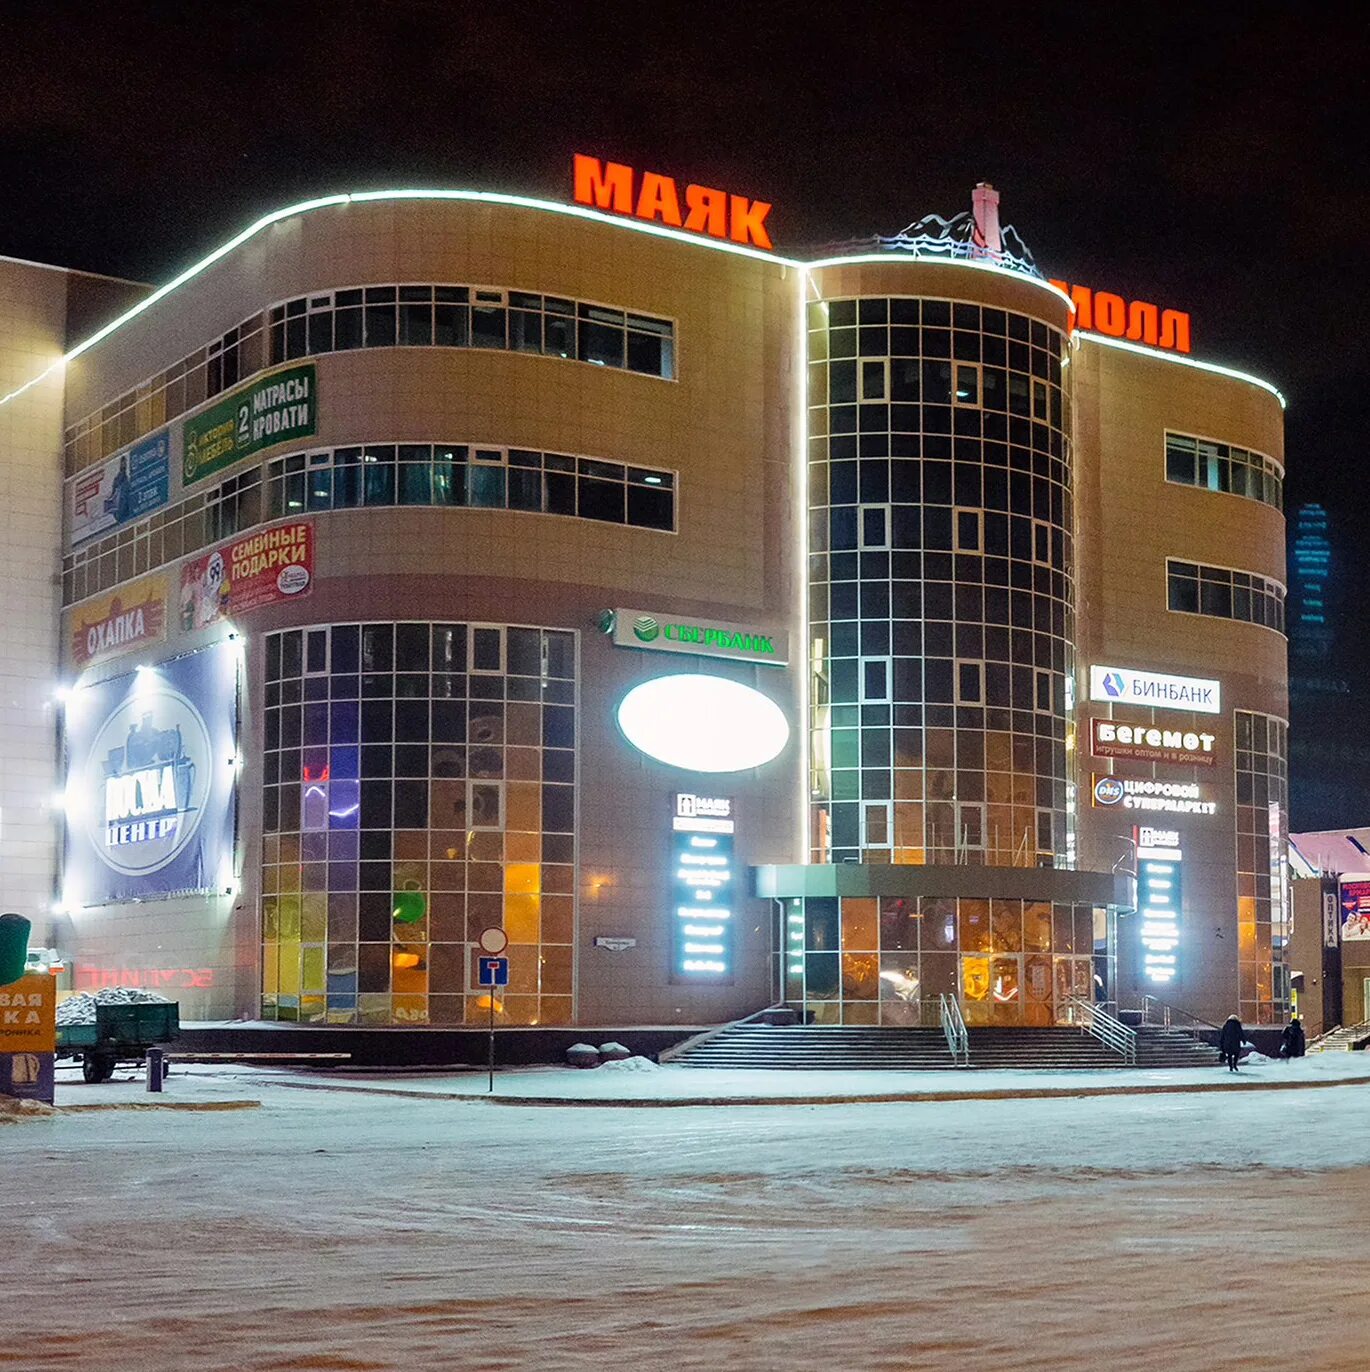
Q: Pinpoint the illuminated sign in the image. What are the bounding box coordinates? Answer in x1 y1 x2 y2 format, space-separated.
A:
63 643 238 905
573 154 773 249
1092 775 1217 816
1050 280 1191 355
1089 665 1220 715
672 793 735 979
616 674 790 772
1340 877 1370 940
1090 718 1216 768
181 520 315 629
1136 826 1182 984
604 608 787 666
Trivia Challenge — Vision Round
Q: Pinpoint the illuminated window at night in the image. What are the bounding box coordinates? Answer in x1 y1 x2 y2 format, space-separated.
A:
1164 431 1283 511
1166 560 1285 634
269 286 675 380
61 445 675 607
260 621 577 1028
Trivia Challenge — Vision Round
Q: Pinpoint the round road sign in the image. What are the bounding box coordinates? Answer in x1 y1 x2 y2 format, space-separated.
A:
478 926 509 955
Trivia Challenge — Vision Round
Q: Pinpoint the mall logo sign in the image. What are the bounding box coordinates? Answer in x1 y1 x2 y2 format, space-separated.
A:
1088 665 1220 715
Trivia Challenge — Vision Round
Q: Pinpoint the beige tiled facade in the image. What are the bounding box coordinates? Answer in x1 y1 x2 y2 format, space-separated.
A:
0 190 1288 1030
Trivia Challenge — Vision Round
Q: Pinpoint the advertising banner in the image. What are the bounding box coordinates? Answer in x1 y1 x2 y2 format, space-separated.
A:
182 364 316 486
606 607 787 666
70 573 169 670
1340 878 1370 940
1090 718 1217 769
62 643 238 906
0 972 57 1105
69 429 171 545
1089 665 1220 715
179 520 314 630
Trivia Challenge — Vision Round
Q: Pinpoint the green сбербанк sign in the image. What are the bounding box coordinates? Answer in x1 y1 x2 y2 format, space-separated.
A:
603 608 788 666
182 364 317 486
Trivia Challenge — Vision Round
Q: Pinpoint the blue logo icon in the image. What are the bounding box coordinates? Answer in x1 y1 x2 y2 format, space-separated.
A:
1093 776 1125 806
1102 671 1126 698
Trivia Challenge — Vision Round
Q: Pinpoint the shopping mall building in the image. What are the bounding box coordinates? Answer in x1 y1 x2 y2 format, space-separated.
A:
0 157 1289 1038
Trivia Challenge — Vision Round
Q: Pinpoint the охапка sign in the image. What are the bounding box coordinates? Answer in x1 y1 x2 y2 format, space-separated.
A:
182 364 317 486
602 608 787 667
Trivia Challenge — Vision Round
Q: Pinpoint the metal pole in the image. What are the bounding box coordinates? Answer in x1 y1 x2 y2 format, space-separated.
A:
488 986 495 1093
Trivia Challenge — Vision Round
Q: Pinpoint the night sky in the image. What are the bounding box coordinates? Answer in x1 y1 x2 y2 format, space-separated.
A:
3 6 1366 701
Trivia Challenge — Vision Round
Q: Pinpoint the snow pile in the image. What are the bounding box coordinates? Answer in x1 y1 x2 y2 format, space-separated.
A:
597 1055 662 1073
0 1095 54 1121
56 987 172 1027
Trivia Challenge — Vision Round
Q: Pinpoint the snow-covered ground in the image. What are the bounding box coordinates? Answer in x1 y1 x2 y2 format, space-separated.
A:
8 1062 1370 1370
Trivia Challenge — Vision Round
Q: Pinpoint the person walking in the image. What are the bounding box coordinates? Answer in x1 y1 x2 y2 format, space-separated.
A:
1219 1013 1244 1072
1280 1015 1306 1060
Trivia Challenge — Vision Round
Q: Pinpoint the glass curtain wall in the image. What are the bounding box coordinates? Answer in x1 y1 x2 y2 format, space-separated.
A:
260 621 577 1026
807 295 1074 869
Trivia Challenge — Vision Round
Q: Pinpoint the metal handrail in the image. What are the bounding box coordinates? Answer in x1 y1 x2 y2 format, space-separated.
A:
1140 995 1219 1033
939 993 970 1066
1065 997 1137 1065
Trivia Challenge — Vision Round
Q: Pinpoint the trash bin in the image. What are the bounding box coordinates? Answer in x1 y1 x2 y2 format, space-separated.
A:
0 913 30 987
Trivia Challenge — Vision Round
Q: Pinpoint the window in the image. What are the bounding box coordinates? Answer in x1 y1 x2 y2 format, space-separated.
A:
1032 519 1051 564
860 658 891 703
66 441 678 608
861 359 888 400
1167 559 1285 633
860 505 890 549
1164 431 1283 512
862 801 893 849
269 286 672 378
955 508 983 552
956 660 984 704
260 620 576 1030
954 363 981 407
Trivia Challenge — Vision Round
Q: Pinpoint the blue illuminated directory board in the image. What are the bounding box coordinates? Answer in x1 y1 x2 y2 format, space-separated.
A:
671 793 735 981
1136 825 1182 985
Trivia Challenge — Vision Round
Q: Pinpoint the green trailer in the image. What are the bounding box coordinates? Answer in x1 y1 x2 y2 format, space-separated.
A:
56 1002 181 1082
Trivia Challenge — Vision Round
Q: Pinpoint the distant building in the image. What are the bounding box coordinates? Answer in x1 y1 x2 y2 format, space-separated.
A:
1287 503 1367 831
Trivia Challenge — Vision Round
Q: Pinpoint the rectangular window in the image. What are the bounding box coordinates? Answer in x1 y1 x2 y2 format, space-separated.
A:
1034 668 1053 713
860 657 891 704
956 660 984 704
1164 430 1283 511
1167 558 1284 632
860 504 890 549
955 508 983 552
470 625 505 674
861 359 888 400
1032 519 1051 564
862 801 893 849
954 363 981 407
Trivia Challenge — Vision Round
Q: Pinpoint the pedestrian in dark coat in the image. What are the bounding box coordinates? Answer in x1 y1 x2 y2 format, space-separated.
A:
1280 1016 1306 1059
1219 1014 1244 1072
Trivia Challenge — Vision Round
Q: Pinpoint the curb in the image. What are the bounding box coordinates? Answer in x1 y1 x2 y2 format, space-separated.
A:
56 1099 263 1114
260 1073 1370 1109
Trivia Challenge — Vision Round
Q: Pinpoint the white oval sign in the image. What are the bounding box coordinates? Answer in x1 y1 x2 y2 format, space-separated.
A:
277 564 311 596
616 674 790 773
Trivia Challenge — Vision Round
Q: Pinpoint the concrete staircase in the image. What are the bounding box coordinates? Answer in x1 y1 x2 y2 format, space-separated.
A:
670 1021 1228 1071
1308 1021 1370 1053
1134 1026 1220 1068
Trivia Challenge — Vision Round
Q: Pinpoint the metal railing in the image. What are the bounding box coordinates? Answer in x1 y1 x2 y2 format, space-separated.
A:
1140 995 1218 1034
939 993 970 1067
1064 997 1137 1065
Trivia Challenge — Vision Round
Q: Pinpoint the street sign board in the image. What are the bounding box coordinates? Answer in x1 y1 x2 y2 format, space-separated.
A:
478 927 509 955
478 956 509 987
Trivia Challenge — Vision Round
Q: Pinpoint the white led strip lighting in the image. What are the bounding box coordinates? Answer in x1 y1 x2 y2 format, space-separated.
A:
0 187 1286 411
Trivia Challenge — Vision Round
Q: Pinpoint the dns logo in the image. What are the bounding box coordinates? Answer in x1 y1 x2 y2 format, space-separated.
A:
1093 776 1125 806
